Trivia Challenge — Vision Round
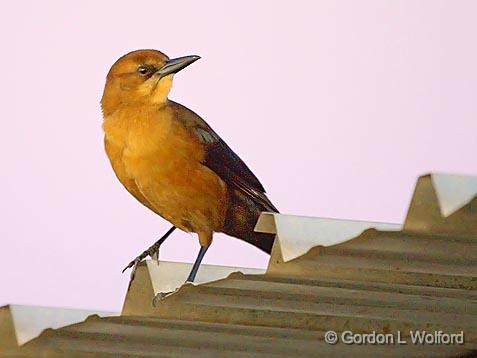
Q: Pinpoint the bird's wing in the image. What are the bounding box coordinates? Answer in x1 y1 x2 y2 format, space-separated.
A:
171 101 278 213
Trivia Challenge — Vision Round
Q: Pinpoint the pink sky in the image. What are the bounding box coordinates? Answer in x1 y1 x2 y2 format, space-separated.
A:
0 0 476 311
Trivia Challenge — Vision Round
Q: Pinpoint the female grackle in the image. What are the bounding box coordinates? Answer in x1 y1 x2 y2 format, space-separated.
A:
101 50 278 282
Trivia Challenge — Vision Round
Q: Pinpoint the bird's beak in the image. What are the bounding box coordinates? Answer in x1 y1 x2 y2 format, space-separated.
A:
157 55 201 78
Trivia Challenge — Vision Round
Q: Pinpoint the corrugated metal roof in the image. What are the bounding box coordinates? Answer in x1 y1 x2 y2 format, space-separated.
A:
0 305 117 348
3 173 477 357
0 306 17 354
8 315 476 357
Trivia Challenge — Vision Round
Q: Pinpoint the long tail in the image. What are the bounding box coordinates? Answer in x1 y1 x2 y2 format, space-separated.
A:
222 188 278 254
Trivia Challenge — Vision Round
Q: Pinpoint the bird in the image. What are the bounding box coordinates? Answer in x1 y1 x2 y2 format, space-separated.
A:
101 49 278 283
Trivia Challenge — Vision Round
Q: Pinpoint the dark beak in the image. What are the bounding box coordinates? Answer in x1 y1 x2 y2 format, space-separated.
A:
157 55 200 78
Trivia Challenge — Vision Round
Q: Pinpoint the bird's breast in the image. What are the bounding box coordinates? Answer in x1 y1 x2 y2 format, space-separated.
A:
103 104 227 233
104 105 205 179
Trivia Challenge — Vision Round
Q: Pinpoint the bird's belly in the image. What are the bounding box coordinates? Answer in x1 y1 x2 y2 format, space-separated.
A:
104 107 228 234
116 129 227 234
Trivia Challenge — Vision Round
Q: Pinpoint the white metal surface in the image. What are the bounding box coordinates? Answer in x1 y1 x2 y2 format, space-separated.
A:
431 173 477 217
8 305 117 345
146 261 265 294
256 213 401 262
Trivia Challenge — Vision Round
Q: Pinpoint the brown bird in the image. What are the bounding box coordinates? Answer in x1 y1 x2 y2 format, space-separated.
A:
101 49 278 282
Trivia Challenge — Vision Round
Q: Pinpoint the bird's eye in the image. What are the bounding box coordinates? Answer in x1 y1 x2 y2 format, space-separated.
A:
137 65 149 76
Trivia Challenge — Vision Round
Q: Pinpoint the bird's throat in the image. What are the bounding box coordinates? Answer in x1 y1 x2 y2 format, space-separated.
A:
150 75 174 105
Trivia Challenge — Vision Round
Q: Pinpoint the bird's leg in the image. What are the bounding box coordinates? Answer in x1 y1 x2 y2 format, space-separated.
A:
186 244 210 283
153 244 210 305
122 226 176 280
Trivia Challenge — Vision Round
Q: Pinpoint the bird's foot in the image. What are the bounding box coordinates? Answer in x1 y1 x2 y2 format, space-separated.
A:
151 280 195 306
122 226 176 281
150 248 160 264
152 289 179 306
122 246 160 281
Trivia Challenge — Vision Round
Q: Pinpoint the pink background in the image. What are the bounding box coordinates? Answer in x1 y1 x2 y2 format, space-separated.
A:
1 1 476 311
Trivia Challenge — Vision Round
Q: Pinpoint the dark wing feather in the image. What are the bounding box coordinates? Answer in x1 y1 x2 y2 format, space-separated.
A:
204 136 278 212
171 101 278 213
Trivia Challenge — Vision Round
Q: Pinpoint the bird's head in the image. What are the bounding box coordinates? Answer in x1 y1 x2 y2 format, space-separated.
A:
101 49 200 115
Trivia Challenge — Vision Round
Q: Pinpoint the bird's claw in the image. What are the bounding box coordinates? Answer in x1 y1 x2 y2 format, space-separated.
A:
150 249 160 264
152 289 178 306
122 227 175 279
122 247 160 281
122 257 141 281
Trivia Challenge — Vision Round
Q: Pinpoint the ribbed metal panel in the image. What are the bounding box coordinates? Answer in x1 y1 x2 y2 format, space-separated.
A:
4 174 477 357
13 315 476 357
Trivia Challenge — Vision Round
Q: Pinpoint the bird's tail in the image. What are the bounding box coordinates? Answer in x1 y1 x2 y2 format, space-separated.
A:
222 189 278 254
